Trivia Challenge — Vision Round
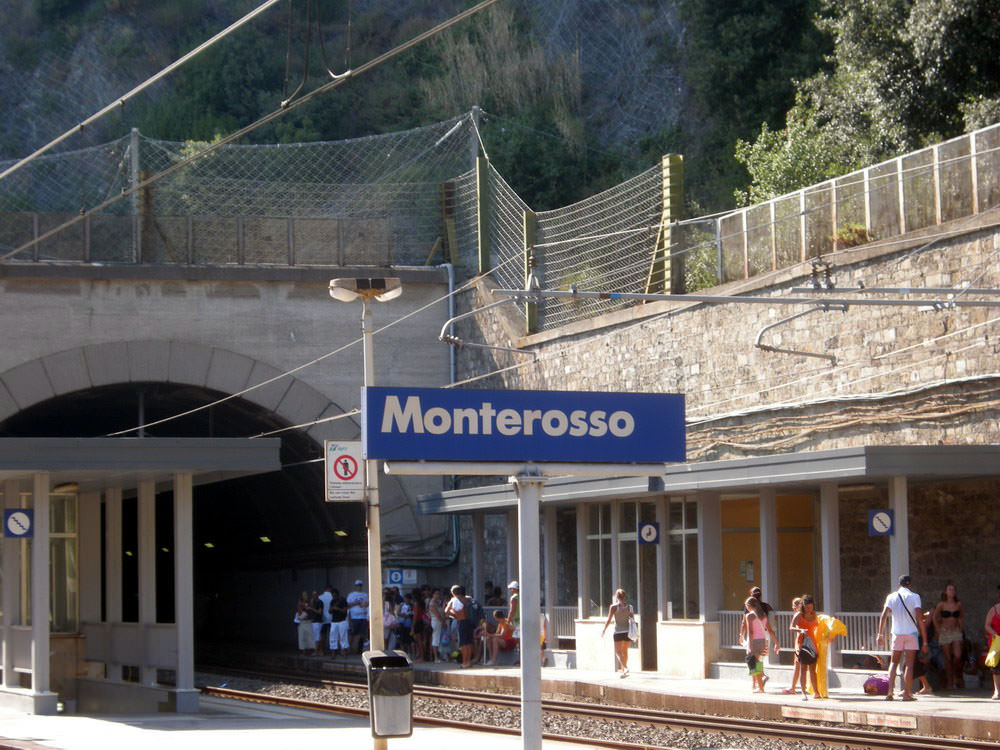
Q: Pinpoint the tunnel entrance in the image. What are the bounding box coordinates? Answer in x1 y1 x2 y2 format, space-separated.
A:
0 382 367 646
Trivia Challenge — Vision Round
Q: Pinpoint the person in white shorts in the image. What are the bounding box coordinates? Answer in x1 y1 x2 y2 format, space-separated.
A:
876 574 928 701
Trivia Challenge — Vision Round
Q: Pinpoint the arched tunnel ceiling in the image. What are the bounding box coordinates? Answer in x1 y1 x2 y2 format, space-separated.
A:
0 382 366 566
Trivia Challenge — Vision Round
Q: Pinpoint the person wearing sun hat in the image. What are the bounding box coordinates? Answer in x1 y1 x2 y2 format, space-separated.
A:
507 580 520 638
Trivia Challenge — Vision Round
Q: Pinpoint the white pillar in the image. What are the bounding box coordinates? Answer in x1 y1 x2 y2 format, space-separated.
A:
78 492 102 626
697 492 722 621
471 513 485 601
513 473 544 750
819 483 842 667
138 480 157 684
2 479 21 689
758 488 779 664
173 473 197 712
30 473 50 695
506 508 519 586
576 503 590 620
819 484 842 613
888 476 909 587
105 488 123 680
543 505 557 631
655 497 670 621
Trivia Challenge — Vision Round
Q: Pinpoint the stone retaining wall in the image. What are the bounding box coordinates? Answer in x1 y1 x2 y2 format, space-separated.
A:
455 212 1000 463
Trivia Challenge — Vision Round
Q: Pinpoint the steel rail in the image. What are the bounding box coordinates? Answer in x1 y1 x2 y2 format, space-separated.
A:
197 668 995 750
200 685 657 750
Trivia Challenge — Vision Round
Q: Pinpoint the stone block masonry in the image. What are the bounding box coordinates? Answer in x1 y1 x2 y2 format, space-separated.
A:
454 212 1000 462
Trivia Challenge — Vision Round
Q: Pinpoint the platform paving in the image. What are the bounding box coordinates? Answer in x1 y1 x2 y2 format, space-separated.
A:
0 696 606 750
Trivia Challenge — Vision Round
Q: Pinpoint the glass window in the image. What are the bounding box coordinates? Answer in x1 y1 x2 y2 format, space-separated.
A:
586 504 612 617
668 497 700 619
17 492 80 632
51 495 77 534
50 492 80 633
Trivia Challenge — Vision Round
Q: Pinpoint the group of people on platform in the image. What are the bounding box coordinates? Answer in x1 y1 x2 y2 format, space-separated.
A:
731 575 1000 701
293 578 536 668
294 579 372 657
600 577 1000 701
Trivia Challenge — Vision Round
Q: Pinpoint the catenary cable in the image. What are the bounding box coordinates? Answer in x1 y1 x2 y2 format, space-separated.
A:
105 254 516 437
0 0 503 263
0 0 286 184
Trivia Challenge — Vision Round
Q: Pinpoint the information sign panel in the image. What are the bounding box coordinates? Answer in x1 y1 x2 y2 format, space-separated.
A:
363 387 685 464
3 509 32 538
868 509 894 536
325 441 365 502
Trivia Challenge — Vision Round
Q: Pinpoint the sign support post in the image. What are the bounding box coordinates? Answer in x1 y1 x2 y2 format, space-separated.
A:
513 471 544 750
360 297 388 750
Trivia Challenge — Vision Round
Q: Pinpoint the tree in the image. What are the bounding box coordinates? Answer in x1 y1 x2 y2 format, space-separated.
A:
736 0 1000 203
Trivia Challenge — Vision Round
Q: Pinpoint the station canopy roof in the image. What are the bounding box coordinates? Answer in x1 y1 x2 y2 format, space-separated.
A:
0 437 281 492
417 445 1000 514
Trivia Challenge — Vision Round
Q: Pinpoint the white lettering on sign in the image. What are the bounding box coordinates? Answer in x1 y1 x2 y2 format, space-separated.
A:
380 396 637 438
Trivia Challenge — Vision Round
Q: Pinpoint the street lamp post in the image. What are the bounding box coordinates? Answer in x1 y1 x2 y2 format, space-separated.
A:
330 277 402 750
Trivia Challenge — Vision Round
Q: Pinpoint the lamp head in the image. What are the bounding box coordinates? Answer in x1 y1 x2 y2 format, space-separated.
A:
329 277 402 302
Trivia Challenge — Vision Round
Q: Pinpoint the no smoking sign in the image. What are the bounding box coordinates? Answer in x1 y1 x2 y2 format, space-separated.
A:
325 441 365 502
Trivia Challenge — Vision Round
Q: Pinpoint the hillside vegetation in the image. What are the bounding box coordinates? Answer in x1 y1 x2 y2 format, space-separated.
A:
0 0 997 212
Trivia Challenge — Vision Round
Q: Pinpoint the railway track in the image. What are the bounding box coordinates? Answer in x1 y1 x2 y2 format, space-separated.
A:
198 667 995 750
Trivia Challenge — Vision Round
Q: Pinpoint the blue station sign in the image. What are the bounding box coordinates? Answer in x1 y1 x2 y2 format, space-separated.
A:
363 387 685 464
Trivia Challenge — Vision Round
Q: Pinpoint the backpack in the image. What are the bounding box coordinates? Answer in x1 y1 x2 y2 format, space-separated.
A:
863 674 889 695
465 597 485 625
797 635 818 665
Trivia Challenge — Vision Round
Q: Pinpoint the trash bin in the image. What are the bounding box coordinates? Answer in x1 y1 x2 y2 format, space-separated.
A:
362 649 413 738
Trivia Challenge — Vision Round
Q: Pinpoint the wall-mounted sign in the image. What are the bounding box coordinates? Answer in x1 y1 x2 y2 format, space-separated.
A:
385 568 417 586
325 441 365 502
363 387 685 464
4 509 33 538
638 522 660 544
868 509 894 536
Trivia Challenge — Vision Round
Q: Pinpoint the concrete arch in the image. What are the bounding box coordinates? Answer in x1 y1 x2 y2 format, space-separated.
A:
0 340 359 443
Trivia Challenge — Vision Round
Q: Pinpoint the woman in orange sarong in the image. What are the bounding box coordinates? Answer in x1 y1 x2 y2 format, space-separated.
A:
791 596 820 698
791 594 847 698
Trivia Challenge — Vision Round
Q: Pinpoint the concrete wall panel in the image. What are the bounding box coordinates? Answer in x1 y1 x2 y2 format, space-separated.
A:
127 341 170 383
305 403 360 443
42 349 92 396
204 349 254 396
0 382 20 422
244 361 292 412
84 342 129 387
275 378 329 430
168 342 212 387
1 359 54 410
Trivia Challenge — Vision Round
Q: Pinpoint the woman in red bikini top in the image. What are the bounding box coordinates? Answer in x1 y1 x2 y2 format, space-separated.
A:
985 588 1000 700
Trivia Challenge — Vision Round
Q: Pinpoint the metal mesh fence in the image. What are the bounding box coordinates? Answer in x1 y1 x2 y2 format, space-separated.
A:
0 113 478 266
532 165 662 328
3 104 997 335
488 167 530 298
709 123 1000 286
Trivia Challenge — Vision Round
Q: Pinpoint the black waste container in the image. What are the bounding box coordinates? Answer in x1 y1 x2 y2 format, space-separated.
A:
362 649 413 738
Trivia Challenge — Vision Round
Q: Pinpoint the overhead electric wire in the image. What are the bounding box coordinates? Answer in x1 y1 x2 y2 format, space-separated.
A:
0 0 286 184
453 224 1000 417
251 408 360 438
0 0 502 263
